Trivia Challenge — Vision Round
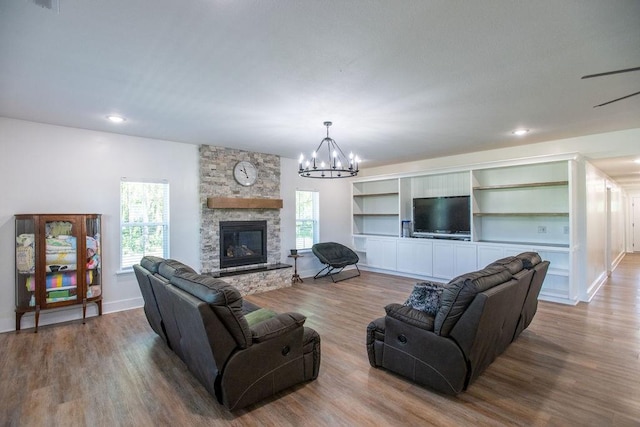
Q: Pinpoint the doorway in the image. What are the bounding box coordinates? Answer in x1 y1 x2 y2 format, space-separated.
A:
634 197 640 252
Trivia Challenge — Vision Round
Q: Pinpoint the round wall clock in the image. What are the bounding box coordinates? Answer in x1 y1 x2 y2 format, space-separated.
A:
233 160 258 186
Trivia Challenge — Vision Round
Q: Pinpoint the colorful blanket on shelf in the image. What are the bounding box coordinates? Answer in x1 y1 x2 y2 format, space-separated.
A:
26 270 94 291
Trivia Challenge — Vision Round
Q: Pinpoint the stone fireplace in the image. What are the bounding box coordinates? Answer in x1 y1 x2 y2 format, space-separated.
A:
199 146 288 295
219 220 267 268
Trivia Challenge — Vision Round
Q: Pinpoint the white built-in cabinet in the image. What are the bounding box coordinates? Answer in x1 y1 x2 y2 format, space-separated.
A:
352 157 577 304
396 238 433 277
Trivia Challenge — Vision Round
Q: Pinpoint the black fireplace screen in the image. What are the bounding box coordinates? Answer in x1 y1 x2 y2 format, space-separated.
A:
219 220 267 268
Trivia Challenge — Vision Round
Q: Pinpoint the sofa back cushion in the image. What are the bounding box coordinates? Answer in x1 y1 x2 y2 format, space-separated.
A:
170 271 252 349
434 266 513 336
140 256 164 274
486 256 523 275
157 258 196 280
516 252 542 269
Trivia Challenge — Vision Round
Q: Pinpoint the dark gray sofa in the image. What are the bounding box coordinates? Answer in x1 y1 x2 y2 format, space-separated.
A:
133 256 321 410
366 252 548 394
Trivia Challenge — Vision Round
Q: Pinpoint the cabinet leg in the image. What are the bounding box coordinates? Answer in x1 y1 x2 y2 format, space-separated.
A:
96 299 103 316
82 298 87 325
15 312 24 332
34 305 40 333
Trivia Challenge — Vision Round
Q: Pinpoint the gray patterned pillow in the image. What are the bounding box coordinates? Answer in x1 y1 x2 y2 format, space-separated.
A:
403 281 444 316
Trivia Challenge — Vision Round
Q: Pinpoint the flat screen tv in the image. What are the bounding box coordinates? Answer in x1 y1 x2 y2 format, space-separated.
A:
413 196 470 236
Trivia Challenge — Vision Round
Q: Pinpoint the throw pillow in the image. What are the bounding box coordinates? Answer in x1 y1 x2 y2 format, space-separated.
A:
403 281 444 316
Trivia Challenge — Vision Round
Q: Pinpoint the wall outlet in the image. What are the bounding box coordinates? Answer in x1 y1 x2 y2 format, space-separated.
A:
537 226 547 234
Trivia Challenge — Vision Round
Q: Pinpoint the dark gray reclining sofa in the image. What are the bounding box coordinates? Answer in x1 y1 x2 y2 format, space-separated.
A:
133 256 321 410
366 252 549 394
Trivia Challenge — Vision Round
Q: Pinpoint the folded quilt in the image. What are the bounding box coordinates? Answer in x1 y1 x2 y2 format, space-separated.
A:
46 236 77 252
46 252 77 265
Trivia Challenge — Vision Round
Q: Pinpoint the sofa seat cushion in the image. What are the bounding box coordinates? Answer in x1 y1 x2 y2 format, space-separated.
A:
403 281 445 316
385 303 435 331
242 299 262 315
245 308 278 326
251 312 306 343
435 266 513 336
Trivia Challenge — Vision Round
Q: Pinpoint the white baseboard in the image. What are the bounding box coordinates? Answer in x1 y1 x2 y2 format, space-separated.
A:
0 297 144 334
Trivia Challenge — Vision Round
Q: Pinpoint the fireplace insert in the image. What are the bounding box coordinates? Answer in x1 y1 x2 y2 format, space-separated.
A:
220 220 267 268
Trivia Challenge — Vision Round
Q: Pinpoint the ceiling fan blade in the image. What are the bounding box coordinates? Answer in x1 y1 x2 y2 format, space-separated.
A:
593 90 640 108
582 66 640 79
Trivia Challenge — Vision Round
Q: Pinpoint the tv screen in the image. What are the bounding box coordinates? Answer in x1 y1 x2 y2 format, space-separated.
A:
413 196 470 235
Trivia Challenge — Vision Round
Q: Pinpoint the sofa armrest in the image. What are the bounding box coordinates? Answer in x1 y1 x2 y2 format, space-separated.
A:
385 303 435 331
251 312 306 343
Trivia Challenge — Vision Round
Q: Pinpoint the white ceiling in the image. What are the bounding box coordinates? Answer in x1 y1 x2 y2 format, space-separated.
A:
1 1 639 182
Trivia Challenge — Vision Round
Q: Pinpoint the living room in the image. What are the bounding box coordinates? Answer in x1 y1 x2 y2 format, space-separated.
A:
1 1 640 424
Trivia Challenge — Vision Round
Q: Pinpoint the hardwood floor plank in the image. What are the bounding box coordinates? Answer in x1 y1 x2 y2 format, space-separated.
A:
1 254 640 425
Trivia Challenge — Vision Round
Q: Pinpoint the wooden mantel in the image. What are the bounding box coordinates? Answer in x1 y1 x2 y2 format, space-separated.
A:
207 197 283 209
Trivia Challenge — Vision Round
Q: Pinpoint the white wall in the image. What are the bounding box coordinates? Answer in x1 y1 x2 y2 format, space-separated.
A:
584 162 608 300
360 128 640 178
0 118 200 332
280 157 353 278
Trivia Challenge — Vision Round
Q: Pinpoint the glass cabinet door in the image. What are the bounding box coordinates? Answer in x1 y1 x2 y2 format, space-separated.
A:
15 217 37 309
44 219 79 304
85 215 102 300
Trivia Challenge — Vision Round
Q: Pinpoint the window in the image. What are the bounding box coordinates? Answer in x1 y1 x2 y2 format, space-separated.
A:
295 190 319 250
120 179 170 270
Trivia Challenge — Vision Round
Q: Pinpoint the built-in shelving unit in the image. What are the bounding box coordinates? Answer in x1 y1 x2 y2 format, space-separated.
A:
351 157 577 305
352 179 400 236
471 162 570 247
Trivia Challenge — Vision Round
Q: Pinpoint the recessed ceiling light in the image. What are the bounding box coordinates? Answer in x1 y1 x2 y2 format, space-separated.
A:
634 158 640 164
512 129 529 136
106 115 126 123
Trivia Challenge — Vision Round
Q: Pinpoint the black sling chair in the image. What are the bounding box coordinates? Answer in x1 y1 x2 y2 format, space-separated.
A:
311 242 360 282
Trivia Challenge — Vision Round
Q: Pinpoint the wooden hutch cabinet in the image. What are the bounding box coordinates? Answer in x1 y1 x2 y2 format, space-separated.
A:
15 214 103 331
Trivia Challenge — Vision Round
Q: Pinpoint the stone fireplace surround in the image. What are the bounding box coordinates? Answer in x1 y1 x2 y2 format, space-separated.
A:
199 145 291 295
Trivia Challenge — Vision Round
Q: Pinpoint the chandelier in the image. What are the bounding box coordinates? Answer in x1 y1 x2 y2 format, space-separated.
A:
298 121 359 178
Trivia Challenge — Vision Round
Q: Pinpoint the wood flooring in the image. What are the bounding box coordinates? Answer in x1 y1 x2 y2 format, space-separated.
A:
1 254 640 426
